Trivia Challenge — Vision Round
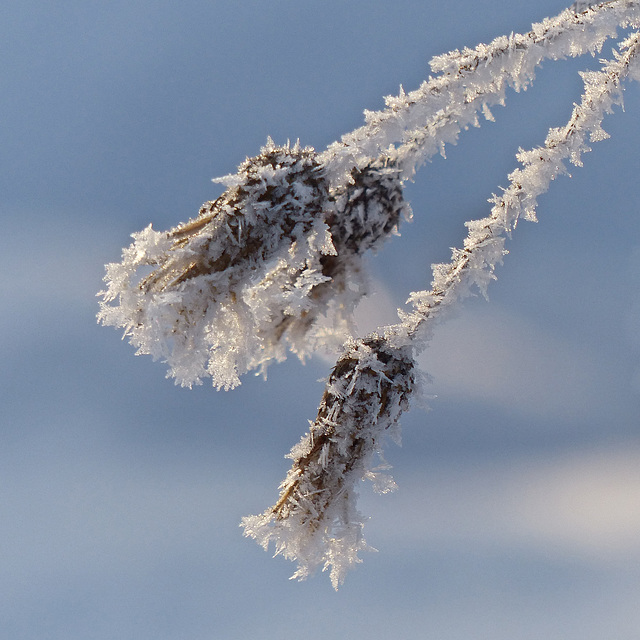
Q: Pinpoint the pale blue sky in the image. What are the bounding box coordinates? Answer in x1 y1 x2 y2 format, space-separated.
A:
2 2 640 638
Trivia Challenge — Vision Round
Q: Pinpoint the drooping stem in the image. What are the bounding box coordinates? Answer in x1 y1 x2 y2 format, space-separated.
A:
403 29 640 344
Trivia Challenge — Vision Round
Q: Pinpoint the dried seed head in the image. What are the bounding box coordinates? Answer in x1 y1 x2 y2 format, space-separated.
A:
242 334 415 589
316 160 410 310
330 159 409 257
98 141 335 389
99 144 410 388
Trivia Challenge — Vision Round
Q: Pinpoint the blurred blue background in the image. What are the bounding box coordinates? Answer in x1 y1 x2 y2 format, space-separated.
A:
2 1 640 638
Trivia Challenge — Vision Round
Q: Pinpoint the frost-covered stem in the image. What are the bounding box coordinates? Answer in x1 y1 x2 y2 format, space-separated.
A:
243 29 640 588
321 0 640 183
403 29 640 342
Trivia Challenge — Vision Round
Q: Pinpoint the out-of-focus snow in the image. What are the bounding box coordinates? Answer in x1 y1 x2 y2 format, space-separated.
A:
362 444 640 563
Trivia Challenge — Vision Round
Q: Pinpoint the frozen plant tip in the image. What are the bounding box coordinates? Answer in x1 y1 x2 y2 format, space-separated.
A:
99 1 640 587
100 142 330 389
241 334 415 589
99 141 409 388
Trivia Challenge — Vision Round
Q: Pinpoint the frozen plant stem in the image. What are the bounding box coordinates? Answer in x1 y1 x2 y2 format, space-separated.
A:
97 1 640 588
322 0 640 182
242 23 640 588
404 29 640 340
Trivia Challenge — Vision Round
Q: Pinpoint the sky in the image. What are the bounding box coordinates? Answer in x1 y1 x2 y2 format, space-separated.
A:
2 1 640 638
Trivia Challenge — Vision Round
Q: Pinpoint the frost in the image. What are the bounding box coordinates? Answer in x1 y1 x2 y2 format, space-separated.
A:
99 0 640 587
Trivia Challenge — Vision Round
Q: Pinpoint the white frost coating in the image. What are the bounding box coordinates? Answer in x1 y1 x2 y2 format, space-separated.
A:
242 19 640 587
99 143 409 388
98 2 640 586
321 0 640 184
